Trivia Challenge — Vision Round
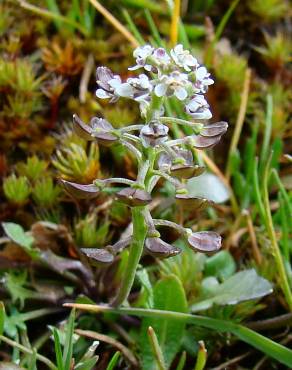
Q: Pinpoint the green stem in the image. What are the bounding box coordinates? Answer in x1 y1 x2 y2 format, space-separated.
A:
263 157 292 311
160 117 203 133
112 207 148 306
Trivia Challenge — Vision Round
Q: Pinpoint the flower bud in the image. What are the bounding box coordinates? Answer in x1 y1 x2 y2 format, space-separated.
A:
140 121 169 147
116 187 152 207
60 179 100 199
145 237 181 258
187 231 221 253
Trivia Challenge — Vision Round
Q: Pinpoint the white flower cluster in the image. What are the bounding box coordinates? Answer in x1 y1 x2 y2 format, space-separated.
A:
96 44 214 120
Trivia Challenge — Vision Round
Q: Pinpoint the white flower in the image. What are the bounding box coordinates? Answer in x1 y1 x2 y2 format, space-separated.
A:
170 44 198 72
152 48 171 67
154 71 190 101
129 45 154 71
194 66 214 93
185 95 212 120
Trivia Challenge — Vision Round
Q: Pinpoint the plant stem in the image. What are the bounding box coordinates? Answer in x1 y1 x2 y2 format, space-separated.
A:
263 158 292 311
111 206 148 306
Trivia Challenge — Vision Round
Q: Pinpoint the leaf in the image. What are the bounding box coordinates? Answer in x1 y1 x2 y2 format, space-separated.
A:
106 351 121 370
2 223 34 250
0 302 5 336
140 275 188 370
53 328 64 370
191 269 273 312
75 357 99 370
63 309 75 370
187 173 230 203
204 251 236 280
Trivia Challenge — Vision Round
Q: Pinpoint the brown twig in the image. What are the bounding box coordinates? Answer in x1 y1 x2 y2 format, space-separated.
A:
88 0 139 47
226 68 251 181
75 329 139 367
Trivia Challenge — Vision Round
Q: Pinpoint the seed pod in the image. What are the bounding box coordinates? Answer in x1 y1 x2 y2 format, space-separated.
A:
90 117 118 146
158 148 204 179
175 194 211 211
171 163 205 179
189 134 221 149
187 231 221 253
81 248 114 264
140 121 169 147
107 237 132 254
145 237 181 258
60 179 100 199
73 114 95 141
116 187 152 207
200 121 228 137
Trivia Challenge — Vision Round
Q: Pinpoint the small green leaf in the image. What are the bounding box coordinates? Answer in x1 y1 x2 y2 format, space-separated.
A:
191 269 273 312
140 275 188 370
194 341 207 370
2 223 34 250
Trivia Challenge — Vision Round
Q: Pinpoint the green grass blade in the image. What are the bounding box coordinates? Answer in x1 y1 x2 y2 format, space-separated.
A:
63 309 75 370
144 9 165 47
260 94 273 171
106 351 121 370
122 9 144 45
53 328 64 370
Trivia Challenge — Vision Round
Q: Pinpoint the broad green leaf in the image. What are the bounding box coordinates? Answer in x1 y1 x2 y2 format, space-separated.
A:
2 223 33 250
187 173 230 203
140 275 188 370
204 251 236 280
191 269 273 312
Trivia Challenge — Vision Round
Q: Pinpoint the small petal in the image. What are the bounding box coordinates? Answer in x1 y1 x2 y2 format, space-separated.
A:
96 89 111 99
154 83 167 97
174 86 188 101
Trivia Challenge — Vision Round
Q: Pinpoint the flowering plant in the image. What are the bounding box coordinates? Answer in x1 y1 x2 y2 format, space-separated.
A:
60 44 228 306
